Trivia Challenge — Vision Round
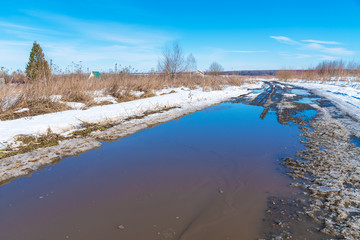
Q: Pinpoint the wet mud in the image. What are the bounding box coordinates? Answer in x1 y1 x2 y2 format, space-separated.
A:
237 81 360 239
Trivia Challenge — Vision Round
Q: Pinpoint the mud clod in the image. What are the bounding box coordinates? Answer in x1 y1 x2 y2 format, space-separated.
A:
284 107 360 239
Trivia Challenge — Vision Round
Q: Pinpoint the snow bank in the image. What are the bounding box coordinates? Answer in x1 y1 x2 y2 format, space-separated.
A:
291 82 360 122
0 138 101 183
287 81 360 138
0 84 259 148
0 83 261 184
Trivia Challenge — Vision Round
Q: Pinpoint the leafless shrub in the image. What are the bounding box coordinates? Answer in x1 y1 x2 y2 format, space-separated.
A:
157 41 186 79
276 60 360 81
276 70 295 81
207 62 224 76
186 53 197 75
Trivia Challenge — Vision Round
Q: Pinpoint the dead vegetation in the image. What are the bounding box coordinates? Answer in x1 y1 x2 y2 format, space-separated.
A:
0 105 181 159
70 121 116 138
0 73 248 120
0 71 250 158
276 60 360 82
0 121 113 159
0 130 65 159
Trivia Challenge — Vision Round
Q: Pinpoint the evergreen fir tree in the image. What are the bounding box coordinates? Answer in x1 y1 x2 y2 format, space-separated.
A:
25 42 51 82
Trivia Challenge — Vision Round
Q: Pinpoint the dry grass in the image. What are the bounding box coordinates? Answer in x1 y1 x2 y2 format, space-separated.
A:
277 69 360 82
0 100 70 120
0 131 65 159
0 73 249 120
0 104 183 159
70 121 115 138
276 60 360 82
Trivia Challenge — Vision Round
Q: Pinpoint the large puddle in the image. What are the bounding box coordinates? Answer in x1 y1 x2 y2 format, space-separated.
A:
0 97 312 239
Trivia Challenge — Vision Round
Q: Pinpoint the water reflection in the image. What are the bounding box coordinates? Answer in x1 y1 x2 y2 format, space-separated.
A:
0 102 303 240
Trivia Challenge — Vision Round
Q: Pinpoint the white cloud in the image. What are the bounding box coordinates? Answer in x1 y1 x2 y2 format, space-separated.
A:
0 40 33 46
318 55 340 61
301 39 341 45
303 43 354 56
22 11 175 47
272 36 355 60
279 53 313 59
225 50 267 53
0 13 177 71
296 54 312 59
303 43 323 50
0 21 41 31
270 36 300 45
322 47 354 56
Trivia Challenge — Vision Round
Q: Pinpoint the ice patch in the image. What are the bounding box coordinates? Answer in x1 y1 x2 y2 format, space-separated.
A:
64 102 86 110
129 90 144 97
93 96 117 104
290 81 360 137
50 95 62 102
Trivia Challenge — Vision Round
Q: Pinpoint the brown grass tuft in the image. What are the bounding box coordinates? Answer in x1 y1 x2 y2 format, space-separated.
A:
0 130 65 159
0 73 249 120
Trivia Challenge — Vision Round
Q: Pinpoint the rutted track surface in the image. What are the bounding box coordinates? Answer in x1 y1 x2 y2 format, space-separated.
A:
237 81 314 123
237 81 360 239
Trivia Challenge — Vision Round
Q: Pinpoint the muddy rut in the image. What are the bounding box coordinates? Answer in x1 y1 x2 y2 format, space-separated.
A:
238 81 360 239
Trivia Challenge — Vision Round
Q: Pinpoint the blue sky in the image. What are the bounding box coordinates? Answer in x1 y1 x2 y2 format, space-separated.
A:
0 0 360 72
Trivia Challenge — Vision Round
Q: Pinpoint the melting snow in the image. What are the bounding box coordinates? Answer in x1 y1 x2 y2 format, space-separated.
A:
0 84 260 149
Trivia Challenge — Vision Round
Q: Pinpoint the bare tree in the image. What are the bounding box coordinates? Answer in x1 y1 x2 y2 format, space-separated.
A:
208 62 224 76
158 41 186 79
186 53 197 79
315 60 347 79
186 54 197 73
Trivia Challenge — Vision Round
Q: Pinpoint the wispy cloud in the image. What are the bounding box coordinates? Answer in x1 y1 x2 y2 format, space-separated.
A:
0 21 41 31
22 10 175 47
302 43 354 56
0 20 65 39
0 12 177 71
301 39 341 45
225 50 267 53
278 52 342 61
296 54 313 59
0 40 33 46
319 55 339 61
270 36 300 45
271 36 354 59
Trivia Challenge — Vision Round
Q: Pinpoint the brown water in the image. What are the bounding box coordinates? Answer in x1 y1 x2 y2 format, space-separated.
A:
0 102 304 240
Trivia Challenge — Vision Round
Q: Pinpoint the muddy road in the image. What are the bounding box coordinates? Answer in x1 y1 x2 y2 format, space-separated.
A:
237 81 316 124
0 81 359 240
237 81 360 239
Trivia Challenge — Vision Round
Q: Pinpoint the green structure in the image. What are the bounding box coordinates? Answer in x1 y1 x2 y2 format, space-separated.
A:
89 71 101 79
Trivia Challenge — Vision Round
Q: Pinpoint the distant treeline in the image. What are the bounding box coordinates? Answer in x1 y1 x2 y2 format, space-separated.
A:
223 70 278 76
276 60 360 81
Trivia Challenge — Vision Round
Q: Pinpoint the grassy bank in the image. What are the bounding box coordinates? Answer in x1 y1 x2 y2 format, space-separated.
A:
276 60 360 82
0 74 249 120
